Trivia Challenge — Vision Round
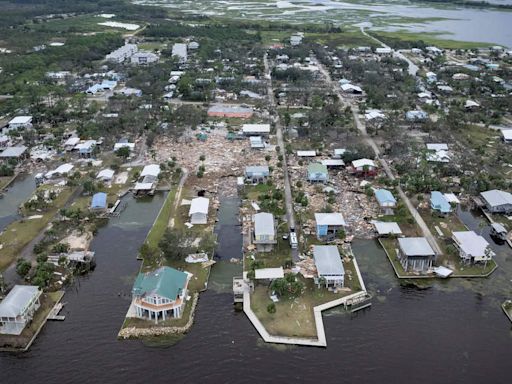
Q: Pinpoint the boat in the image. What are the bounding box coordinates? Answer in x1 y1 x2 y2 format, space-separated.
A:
490 222 507 241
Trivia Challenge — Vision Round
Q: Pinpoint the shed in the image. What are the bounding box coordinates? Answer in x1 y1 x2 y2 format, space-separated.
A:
189 197 209 224
91 192 107 211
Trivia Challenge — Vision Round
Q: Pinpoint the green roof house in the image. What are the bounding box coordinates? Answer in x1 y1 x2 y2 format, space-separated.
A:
131 266 190 323
307 163 328 183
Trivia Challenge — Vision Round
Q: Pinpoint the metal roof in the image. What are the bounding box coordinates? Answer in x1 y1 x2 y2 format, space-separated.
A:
374 189 396 205
255 267 284 280
453 231 492 258
242 124 270 133
307 162 327 174
352 158 375 168
315 213 346 226
481 189 512 207
313 245 345 276
245 165 269 175
254 212 274 237
398 237 435 256
132 267 188 301
189 197 209 215
0 146 27 158
141 164 161 177
372 221 402 235
97 169 115 180
430 191 452 213
91 192 107 209
8 116 32 125
0 285 40 318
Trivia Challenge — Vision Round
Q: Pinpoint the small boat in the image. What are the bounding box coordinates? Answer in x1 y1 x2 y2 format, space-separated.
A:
490 222 507 241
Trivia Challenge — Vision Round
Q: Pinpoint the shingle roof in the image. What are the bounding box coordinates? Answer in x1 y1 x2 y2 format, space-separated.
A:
132 267 188 301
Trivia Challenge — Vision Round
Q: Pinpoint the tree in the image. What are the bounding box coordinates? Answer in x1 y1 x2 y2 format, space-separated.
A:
16 259 31 278
267 303 276 314
116 146 131 159
159 229 190 261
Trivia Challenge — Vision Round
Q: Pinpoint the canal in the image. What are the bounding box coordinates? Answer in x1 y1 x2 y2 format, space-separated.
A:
0 174 36 231
1 198 511 383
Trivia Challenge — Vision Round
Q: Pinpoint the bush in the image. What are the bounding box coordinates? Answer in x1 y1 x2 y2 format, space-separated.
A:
267 303 276 314
16 259 31 278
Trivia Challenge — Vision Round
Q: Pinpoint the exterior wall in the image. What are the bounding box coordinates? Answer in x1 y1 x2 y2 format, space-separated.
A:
398 251 433 273
486 202 512 214
190 212 207 224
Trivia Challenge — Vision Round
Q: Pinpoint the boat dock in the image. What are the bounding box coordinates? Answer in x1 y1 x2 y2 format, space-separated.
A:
48 302 65 321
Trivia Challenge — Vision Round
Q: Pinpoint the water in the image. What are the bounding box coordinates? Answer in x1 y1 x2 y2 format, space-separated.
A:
138 0 512 47
2 193 512 382
0 174 36 231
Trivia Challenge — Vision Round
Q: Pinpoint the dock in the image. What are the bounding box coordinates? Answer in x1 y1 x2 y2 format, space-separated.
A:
479 207 512 249
48 302 66 321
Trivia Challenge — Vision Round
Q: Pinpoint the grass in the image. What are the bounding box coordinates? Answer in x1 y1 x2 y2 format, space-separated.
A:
251 273 359 339
0 187 75 271
145 187 176 249
418 208 467 238
246 237 292 270
0 176 14 190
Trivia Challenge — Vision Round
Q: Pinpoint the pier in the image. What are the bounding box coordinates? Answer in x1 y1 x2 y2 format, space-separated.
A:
48 302 66 321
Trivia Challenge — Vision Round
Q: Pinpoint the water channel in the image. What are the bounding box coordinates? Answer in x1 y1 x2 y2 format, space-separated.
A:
0 174 36 232
0 192 512 382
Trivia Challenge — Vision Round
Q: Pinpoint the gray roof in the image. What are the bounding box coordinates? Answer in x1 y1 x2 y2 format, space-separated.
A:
254 212 274 237
0 146 27 158
315 213 346 226
313 245 345 276
373 221 402 235
481 189 512 207
398 237 435 256
0 285 40 317
452 231 491 257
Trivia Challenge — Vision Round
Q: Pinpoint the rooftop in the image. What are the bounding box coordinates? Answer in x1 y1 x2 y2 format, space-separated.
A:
313 245 344 276
398 237 435 257
132 266 188 301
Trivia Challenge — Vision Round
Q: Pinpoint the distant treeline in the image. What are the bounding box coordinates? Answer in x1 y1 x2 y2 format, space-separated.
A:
411 0 512 10
143 23 260 42
0 0 166 28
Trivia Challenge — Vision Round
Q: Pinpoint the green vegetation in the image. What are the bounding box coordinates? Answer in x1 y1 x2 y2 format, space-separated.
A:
371 31 490 50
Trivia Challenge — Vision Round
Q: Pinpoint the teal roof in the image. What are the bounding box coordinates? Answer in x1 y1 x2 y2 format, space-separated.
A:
132 266 188 301
308 163 327 174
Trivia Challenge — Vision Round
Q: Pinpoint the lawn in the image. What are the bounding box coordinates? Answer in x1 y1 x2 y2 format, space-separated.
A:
0 187 75 271
144 188 176 249
251 276 355 339
246 237 293 270
418 208 467 239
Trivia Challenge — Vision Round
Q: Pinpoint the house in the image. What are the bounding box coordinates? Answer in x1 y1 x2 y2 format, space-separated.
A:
172 43 188 63
63 137 80 151
307 163 328 183
406 110 428 122
290 34 303 46
425 71 437 83
321 159 345 168
374 189 397 215
74 140 96 158
465 100 480 110
313 245 345 288
372 221 402 237
114 141 135 152
430 191 452 215
45 163 74 178
188 41 199 50
114 87 142 97
207 105 253 118
315 213 346 241
96 169 115 182
0 135 10 148
480 189 512 214
242 124 270 136
351 158 376 176
297 150 316 158
7 116 33 131
365 109 385 121
397 237 436 273
254 267 284 280
452 231 495 264
249 136 265 149
341 83 363 94
500 129 512 144
245 166 270 184
0 285 42 335
133 164 160 195
105 43 138 63
189 197 209 224
333 148 347 159
130 51 159 65
253 212 276 252
131 266 190 323
375 47 392 56
426 143 450 163
0 146 28 160
90 192 108 211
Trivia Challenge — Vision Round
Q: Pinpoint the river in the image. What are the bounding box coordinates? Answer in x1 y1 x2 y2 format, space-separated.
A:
1 193 512 382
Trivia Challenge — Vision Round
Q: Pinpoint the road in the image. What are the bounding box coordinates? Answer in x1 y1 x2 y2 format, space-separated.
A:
264 53 299 262
317 60 443 255
360 27 419 76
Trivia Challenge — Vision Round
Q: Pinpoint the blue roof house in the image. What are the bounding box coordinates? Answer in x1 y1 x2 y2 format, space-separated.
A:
374 189 397 215
91 192 107 211
430 191 452 215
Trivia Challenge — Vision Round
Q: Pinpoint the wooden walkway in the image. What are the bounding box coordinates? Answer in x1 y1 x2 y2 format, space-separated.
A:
243 258 368 347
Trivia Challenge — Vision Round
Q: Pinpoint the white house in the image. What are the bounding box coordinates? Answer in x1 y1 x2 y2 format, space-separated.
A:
500 129 512 144
452 231 495 264
253 212 276 252
45 163 74 178
242 124 270 136
7 116 33 131
105 43 138 63
189 197 209 224
172 43 188 63
130 51 159 65
0 285 42 335
96 169 115 182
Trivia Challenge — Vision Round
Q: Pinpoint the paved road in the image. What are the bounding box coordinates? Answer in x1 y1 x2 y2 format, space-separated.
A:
317 61 442 255
264 53 299 262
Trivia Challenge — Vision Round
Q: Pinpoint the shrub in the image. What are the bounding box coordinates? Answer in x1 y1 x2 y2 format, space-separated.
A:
267 303 276 314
